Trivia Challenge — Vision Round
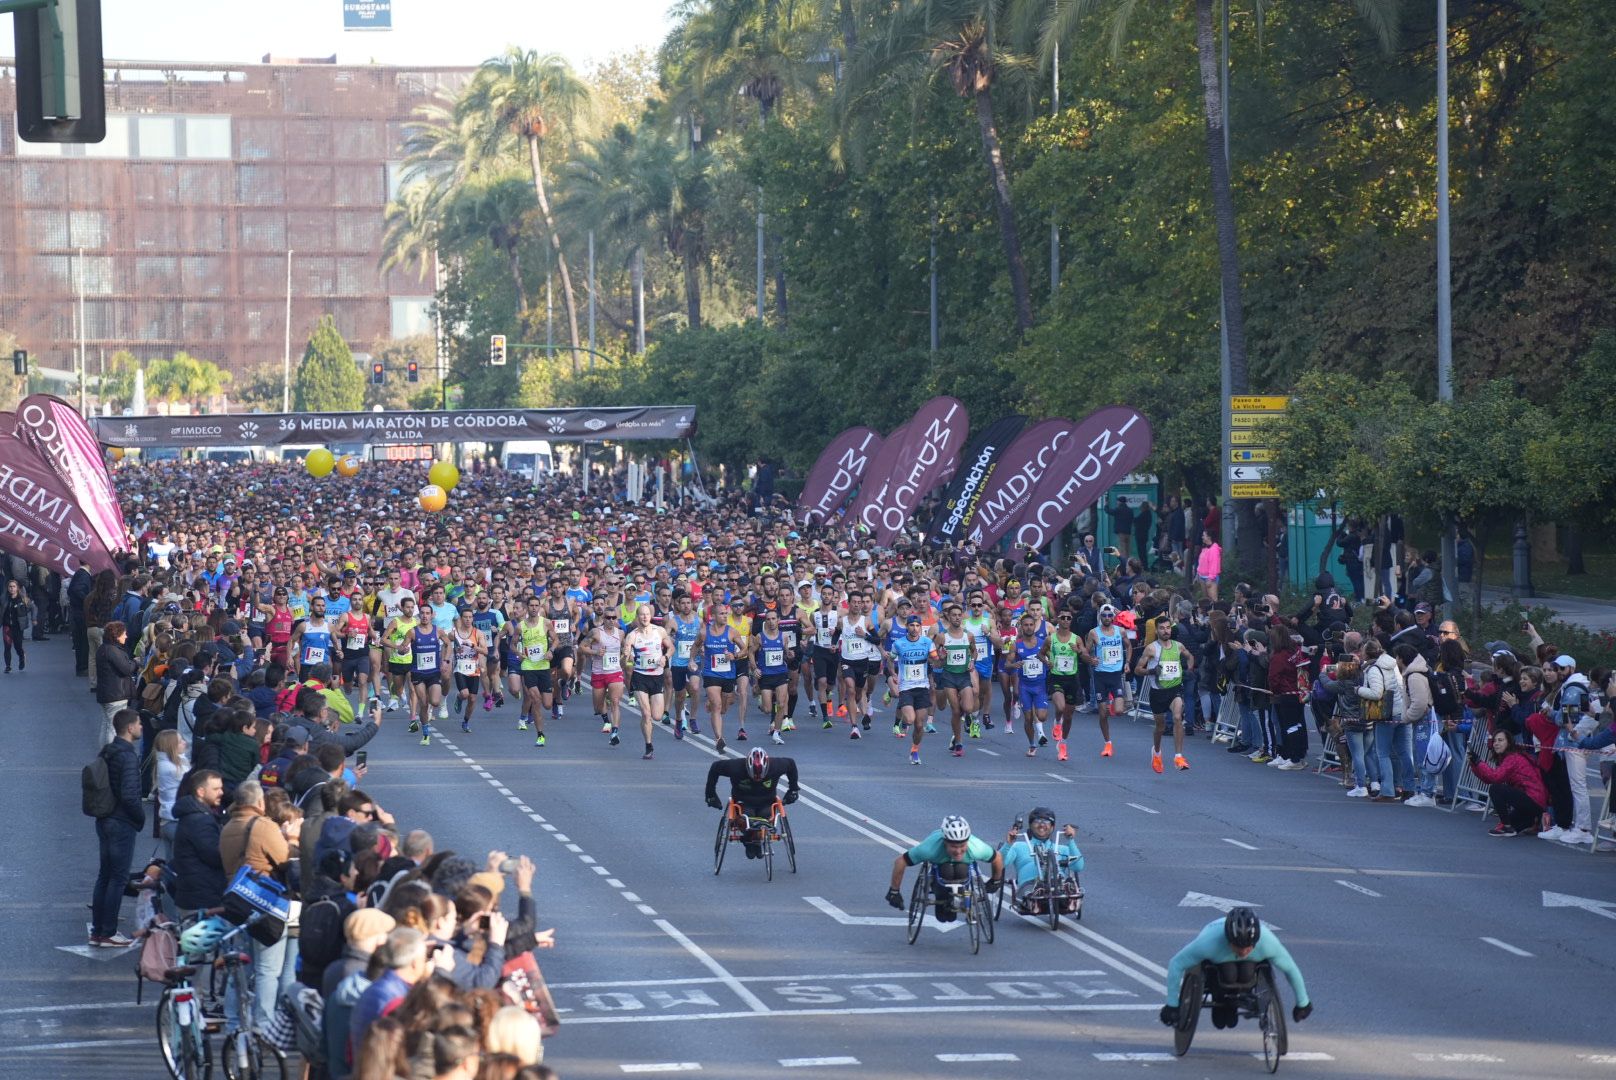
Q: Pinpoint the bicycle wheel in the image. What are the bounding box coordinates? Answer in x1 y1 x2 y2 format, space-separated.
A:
906 872 928 945
1042 856 1060 931
762 828 774 881
156 994 204 1080
978 878 995 945
713 810 729 876
1173 968 1203 1057
994 878 1009 921
1258 969 1287 1073
966 888 982 955
222 1031 289 1080
779 813 796 873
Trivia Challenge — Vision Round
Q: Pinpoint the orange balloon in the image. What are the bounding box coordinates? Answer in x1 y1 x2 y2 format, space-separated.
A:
418 484 448 512
107 446 125 462
336 454 362 478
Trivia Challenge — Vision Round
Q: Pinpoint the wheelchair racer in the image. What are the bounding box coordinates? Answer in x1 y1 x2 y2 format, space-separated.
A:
705 748 799 860
1159 908 1313 1030
886 815 1005 922
999 806 1084 915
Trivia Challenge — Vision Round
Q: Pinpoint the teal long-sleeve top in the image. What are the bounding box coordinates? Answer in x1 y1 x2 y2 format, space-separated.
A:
1164 918 1309 1008
998 835 1083 887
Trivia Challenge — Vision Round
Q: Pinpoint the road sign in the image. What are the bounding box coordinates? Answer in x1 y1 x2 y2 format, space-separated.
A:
1230 395 1288 412
1230 412 1283 428
1230 448 1272 463
1231 482 1279 499
1229 465 1271 482
1228 430 1264 446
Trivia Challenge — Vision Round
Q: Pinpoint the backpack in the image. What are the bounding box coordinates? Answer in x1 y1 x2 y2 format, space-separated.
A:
134 915 179 1004
295 896 348 989
82 748 117 818
1424 669 1463 720
1421 727 1453 775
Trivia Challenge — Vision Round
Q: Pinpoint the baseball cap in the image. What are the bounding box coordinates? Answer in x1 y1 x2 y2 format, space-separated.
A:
1414 602 1433 614
1553 654 1576 669
284 726 311 747
906 614 922 624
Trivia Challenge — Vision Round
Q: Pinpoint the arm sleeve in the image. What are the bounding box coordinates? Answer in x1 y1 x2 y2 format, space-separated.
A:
780 759 800 796
1164 940 1207 1007
703 760 726 802
1263 937 1310 1007
1355 665 1381 701
338 722 379 754
1061 840 1085 873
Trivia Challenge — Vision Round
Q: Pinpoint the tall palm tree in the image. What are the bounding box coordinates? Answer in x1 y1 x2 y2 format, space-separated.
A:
842 0 1037 332
563 125 666 352
442 172 540 314
460 49 593 373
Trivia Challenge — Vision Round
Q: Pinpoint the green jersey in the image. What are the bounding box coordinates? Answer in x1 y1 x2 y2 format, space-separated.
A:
1157 641 1184 689
1049 632 1080 677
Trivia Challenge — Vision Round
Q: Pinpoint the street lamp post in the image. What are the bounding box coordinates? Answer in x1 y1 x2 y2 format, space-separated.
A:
281 249 294 411
1436 0 1459 616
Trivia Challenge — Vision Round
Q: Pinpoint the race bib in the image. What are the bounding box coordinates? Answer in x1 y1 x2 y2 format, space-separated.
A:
847 638 868 660
303 646 326 664
783 631 797 650
902 662 926 684
676 639 693 661
1101 641 1123 665
1160 660 1181 681
346 632 367 650
974 641 990 662
525 643 546 662
1022 657 1045 679
455 657 478 675
946 645 968 668
1053 654 1076 675
712 654 732 674
764 647 784 668
553 619 570 636
416 650 438 669
602 650 621 671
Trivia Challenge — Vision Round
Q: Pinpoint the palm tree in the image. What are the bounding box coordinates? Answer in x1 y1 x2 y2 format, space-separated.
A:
563 126 666 352
442 171 540 314
147 352 230 412
380 181 440 282
460 49 593 373
841 0 1037 332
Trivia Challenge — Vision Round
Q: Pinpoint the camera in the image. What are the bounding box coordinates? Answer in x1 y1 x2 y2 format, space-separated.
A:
499 857 519 874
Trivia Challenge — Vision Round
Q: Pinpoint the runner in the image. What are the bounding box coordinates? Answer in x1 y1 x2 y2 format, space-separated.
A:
583 610 626 749
450 608 486 734
625 605 671 760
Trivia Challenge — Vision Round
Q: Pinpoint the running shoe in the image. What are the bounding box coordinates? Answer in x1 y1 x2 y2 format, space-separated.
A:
736 728 748 742
1250 753 1273 764
925 721 937 734
517 716 529 731
771 730 785 745
883 690 893 706
1152 752 1164 774
1488 823 1516 837
643 744 655 760
715 737 726 753
910 748 922 766
461 721 471 733
1013 704 1023 724
861 715 872 731
420 734 432 746
1101 741 1113 757
1052 723 1063 741
850 728 861 740
892 722 905 738
482 694 493 712
950 742 964 758
968 720 982 739
674 719 685 741
493 694 505 709
983 717 995 730
1174 754 1189 771
1026 746 1038 757
609 731 621 747
822 719 835 730
408 720 421 733
661 713 673 726
600 719 613 734
687 717 702 735
1038 734 1049 747
436 702 449 721
837 704 848 718
1057 741 1068 762
781 718 795 732
808 702 819 717
535 732 546 748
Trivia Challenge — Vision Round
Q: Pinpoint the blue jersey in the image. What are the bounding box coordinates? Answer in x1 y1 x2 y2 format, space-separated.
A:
999 833 1084 888
471 608 504 642
300 620 334 668
412 626 440 673
891 636 933 691
757 630 788 676
325 594 352 620
566 586 593 608
1094 625 1126 673
701 625 736 679
673 613 700 669
1014 638 1047 690
1165 919 1310 1009
885 616 906 653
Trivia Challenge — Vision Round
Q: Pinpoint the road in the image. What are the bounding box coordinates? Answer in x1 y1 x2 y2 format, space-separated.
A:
1479 586 1616 634
7 641 1616 1079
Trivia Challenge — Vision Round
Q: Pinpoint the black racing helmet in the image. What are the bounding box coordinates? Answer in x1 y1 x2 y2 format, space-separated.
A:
1225 906 1262 949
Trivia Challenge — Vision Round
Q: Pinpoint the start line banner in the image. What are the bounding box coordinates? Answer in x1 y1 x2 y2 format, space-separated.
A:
91 406 697 449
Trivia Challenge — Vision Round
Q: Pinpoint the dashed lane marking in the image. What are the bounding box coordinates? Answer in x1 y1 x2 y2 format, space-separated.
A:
1221 838 1257 850
1481 937 1532 958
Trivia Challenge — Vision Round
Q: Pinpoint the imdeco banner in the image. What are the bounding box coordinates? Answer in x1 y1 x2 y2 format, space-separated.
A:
90 406 697 448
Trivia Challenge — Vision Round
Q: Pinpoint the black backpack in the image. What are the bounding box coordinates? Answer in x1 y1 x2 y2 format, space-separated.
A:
295 895 351 989
1424 669 1463 720
82 748 116 818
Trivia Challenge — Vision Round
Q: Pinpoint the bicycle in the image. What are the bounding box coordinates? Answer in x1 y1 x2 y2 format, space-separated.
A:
905 862 995 954
157 913 289 1080
713 799 796 881
993 837 1084 930
1171 959 1288 1073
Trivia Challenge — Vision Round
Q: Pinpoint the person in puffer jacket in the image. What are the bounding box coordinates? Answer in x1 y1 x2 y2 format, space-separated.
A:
1358 639 1410 800
1470 729 1547 837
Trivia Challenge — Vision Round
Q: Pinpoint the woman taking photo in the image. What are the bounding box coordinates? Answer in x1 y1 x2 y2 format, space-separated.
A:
0 577 33 671
1470 729 1548 837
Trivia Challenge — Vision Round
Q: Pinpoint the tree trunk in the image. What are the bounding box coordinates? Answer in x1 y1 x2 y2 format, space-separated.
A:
972 86 1034 333
682 239 703 330
632 246 646 354
507 246 530 314
526 136 583 372
1565 522 1585 575
838 0 858 54
1471 521 1487 624
773 234 788 323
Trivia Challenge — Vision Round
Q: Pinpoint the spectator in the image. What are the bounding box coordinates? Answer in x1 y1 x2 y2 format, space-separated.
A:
1544 654 1595 845
1397 643 1440 807
1470 729 1548 837
485 1006 543 1067
1358 639 1410 802
94 621 135 747
351 927 433 1053
323 909 397 1080
1 576 33 671
82 569 119 685
170 769 227 916
1266 626 1310 769
220 779 292 1030
1195 530 1221 602
1109 496 1134 559
88 708 144 947
153 728 189 860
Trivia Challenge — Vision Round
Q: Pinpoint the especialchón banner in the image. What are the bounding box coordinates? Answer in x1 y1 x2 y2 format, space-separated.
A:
90 406 697 448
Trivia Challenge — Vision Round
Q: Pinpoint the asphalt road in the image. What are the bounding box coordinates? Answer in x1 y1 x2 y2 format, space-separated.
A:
8 641 1616 1080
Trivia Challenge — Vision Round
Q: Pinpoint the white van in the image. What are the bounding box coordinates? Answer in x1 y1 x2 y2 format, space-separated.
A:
501 439 554 480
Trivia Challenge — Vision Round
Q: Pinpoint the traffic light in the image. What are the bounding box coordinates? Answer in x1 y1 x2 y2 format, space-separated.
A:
12 0 105 144
11 350 26 377
490 334 507 367
370 361 384 385
407 361 419 383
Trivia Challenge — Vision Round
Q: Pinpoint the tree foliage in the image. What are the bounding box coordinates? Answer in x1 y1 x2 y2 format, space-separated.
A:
294 316 364 413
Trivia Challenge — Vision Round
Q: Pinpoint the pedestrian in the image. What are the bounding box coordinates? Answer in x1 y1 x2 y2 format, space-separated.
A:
170 769 227 918
1109 497 1134 559
89 708 144 947
67 566 93 678
83 570 120 692
1 577 32 671
94 621 135 747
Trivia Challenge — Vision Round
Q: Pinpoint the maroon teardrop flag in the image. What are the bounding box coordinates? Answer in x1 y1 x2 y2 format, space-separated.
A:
798 426 883 525
869 397 969 547
845 421 909 531
0 437 119 575
1010 406 1154 551
13 394 128 557
962 418 1074 548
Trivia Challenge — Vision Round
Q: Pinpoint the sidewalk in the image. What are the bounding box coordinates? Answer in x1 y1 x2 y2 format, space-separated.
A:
1479 586 1616 633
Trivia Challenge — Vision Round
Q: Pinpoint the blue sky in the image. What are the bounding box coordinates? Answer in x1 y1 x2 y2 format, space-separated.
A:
101 0 677 69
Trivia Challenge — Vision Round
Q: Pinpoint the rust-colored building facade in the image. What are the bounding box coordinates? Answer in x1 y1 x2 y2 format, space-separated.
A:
0 57 471 382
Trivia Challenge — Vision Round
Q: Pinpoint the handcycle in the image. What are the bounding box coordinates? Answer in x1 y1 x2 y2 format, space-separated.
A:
156 912 289 1080
906 862 995 954
713 799 796 881
1171 959 1288 1073
993 821 1084 930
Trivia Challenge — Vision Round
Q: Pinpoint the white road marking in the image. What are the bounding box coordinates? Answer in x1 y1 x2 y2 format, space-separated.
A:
507 796 523 804
1481 937 1532 957
1415 1052 1505 1063
637 904 658 916
781 1057 859 1067
553 834 572 842
1094 1052 1175 1061
1257 1052 1334 1060
804 895 958 932
1126 803 1159 815
607 878 625 888
1222 838 1257 850
1578 1055 1616 1065
496 786 513 796
1065 927 1170 978
0 1002 145 1016
978 748 1000 756
567 1002 1156 1025
11 1039 150 1053
937 1052 1019 1062
653 919 771 1013
549 969 1107 989
580 855 597 864
592 866 611 876
1335 880 1382 897
1046 772 1073 783
621 892 642 902
541 823 557 831
621 1064 701 1073
565 843 583 853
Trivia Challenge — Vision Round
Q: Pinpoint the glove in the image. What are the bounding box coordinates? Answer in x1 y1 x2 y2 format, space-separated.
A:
1159 1005 1179 1026
885 888 904 910
705 795 721 809
783 790 799 804
1293 1003 1312 1022
984 877 1002 894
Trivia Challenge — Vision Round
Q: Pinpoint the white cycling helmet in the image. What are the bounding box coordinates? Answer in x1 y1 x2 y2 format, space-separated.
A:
940 815 971 842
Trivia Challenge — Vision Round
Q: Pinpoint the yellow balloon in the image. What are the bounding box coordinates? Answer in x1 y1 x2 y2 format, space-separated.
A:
428 460 460 491
418 484 448 512
107 446 125 462
336 454 362 478
306 448 335 478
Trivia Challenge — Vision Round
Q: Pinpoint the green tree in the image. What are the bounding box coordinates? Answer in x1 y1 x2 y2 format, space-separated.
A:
96 350 140 413
294 316 364 413
233 362 287 412
147 352 231 412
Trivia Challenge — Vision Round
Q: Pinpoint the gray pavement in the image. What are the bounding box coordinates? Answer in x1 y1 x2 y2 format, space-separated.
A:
7 640 1616 1079
1479 586 1616 633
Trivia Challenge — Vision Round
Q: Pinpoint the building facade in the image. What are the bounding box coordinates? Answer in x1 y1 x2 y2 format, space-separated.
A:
0 57 471 390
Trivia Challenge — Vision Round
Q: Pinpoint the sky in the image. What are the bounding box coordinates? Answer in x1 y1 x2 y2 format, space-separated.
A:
101 0 678 71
